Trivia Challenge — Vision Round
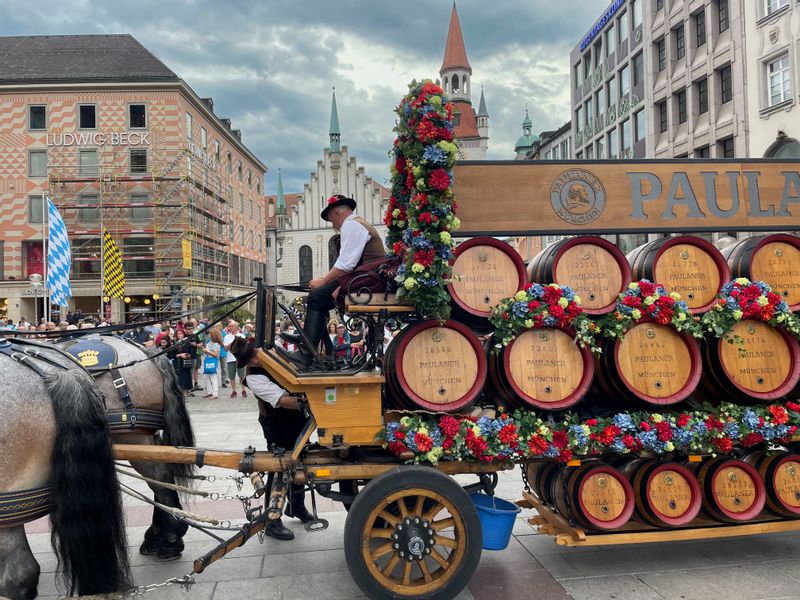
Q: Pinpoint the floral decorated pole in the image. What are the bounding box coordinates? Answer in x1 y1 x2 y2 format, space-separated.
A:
386 80 460 320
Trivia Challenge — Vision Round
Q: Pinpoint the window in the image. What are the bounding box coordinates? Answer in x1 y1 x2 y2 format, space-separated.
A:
608 77 617 107
130 148 148 173
78 104 96 129
768 54 791 106
249 199 254 218
657 39 666 71
720 65 732 103
201 127 207 149
256 178 261 194
632 0 642 29
597 136 606 158
618 11 629 46
130 194 152 221
79 195 99 222
239 225 245 246
576 106 584 130
28 195 43 223
574 62 583 87
257 205 262 223
594 41 603 69
621 118 632 152
586 100 593 126
620 64 631 96
586 145 594 159
634 109 646 141
553 145 561 160
633 52 644 87
677 89 687 123
545 150 552 160
675 25 685 59
186 113 193 139
28 150 47 177
299 246 313 285
584 57 591 81
695 146 711 158
656 0 664 10
695 11 706 47
248 170 252 188
697 78 709 114
606 24 615 57
122 237 154 277
560 139 569 158
239 192 244 212
766 0 788 15
29 105 46 130
214 140 221 162
129 104 146 128
608 130 619 158
576 151 583 160
227 152 232 173
78 149 97 176
658 101 668 132
720 137 735 157
718 0 729 32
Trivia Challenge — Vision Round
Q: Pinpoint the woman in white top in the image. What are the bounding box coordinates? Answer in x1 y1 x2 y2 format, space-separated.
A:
202 328 223 399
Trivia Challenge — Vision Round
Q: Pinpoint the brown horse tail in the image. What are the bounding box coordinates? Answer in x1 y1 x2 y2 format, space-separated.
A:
45 367 131 596
151 353 196 486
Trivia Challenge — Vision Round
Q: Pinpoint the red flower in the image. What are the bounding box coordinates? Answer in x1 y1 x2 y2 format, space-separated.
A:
585 418 598 427
638 280 656 297
439 415 460 438
392 241 405 257
414 432 433 453
394 430 406 441
395 155 405 174
412 193 429 209
622 434 636 448
552 430 569 449
543 286 561 304
597 425 621 446
442 437 454 450
769 405 789 425
498 424 518 445
712 437 734 453
676 414 691 428
428 169 451 192
557 449 574 464
705 416 724 432
622 295 642 309
528 435 549 455
388 441 408 455
528 300 541 311
415 119 438 142
655 421 673 442
640 421 651 432
740 432 764 447
413 249 436 268
417 212 433 225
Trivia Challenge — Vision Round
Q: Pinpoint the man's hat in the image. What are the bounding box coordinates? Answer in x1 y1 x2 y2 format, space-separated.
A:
230 336 256 369
321 194 356 221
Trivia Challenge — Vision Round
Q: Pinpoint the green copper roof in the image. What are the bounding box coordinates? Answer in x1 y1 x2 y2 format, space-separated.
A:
477 87 489 117
276 169 285 210
329 87 341 152
522 108 532 129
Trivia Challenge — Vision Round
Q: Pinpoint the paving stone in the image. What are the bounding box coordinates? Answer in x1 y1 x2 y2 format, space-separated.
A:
468 562 571 600
560 574 663 600
564 545 716 577
211 571 365 600
478 536 542 565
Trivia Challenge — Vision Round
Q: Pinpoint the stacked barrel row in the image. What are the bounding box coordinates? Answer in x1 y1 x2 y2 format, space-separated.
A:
526 451 800 532
384 234 800 413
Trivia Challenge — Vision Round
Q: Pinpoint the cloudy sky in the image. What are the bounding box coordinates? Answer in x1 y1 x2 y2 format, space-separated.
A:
2 0 608 195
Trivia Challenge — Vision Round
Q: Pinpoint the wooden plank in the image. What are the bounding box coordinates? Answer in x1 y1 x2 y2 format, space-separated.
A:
452 160 800 236
113 444 295 472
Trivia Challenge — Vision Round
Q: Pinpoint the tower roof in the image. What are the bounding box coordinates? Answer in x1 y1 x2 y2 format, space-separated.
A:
477 87 489 117
440 3 472 73
522 108 532 129
329 87 340 136
276 169 285 210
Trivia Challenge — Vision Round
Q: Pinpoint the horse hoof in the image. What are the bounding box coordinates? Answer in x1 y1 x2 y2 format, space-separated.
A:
154 548 183 562
139 539 159 556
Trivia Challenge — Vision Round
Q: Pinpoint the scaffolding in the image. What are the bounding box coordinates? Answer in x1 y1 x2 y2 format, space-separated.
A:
46 136 233 319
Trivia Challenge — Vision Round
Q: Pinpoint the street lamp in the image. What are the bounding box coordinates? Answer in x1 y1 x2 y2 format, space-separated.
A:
28 273 43 325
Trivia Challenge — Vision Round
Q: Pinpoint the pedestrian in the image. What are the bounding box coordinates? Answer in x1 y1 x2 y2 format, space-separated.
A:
230 337 313 540
349 324 365 362
222 320 247 398
333 324 350 361
171 330 195 395
201 328 222 399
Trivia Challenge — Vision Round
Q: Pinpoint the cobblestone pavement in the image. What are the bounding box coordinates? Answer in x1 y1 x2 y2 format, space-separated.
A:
22 387 800 600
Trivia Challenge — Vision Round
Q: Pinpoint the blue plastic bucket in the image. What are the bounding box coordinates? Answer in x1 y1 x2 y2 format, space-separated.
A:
470 493 521 550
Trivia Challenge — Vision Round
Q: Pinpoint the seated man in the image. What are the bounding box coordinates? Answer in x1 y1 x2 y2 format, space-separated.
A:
284 195 385 367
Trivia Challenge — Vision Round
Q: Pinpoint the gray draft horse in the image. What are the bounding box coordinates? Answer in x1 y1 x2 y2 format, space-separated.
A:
0 338 130 599
54 334 196 561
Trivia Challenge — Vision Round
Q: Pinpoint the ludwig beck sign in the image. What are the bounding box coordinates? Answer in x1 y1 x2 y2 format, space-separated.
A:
452 160 800 236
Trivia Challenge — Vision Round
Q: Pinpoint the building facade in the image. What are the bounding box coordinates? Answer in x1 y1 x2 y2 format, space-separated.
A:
439 3 490 160
0 35 268 323
268 90 389 302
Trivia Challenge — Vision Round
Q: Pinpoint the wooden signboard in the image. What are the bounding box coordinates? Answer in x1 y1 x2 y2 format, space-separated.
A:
452 160 800 236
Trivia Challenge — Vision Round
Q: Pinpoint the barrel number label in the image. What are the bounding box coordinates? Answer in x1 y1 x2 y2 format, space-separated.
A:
775 461 800 508
712 467 757 513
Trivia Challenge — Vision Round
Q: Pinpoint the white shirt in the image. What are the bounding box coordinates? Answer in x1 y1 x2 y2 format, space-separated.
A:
223 332 241 363
333 213 371 272
244 373 286 408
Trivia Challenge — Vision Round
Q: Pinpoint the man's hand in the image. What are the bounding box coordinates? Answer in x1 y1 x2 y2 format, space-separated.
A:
309 278 325 290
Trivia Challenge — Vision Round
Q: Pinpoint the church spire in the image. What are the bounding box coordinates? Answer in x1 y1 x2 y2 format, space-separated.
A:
329 87 341 153
276 168 285 211
441 3 471 73
477 86 489 117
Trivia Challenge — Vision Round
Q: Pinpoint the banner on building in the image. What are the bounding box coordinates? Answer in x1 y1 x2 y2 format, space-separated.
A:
103 229 126 298
46 198 72 307
182 239 192 270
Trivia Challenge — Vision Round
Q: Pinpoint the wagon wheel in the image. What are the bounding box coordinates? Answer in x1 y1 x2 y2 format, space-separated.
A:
344 466 482 600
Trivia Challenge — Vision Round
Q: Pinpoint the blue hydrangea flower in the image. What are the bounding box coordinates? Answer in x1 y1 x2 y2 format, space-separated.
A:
543 445 559 458
776 424 790 437
512 301 529 317
723 422 741 439
721 281 735 295
430 427 443 446
570 424 589 447
411 236 434 250
404 431 418 451
673 428 693 447
743 410 759 429
611 438 626 452
777 300 789 313
385 422 400 439
527 283 545 298
543 316 558 327
612 413 636 432
477 416 493 437
561 286 576 302
692 421 708 436
423 145 448 165
725 297 739 310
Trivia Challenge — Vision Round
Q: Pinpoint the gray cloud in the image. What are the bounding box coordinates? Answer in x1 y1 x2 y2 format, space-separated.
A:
0 0 609 194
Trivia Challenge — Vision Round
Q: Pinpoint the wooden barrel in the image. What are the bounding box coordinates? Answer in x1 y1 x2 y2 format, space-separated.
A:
383 319 487 413
724 234 800 311
553 462 635 531
686 458 766 523
487 327 594 412
526 236 631 315
527 461 562 506
627 236 731 313
699 319 800 404
595 321 702 408
743 452 800 518
619 459 702 528
449 237 527 331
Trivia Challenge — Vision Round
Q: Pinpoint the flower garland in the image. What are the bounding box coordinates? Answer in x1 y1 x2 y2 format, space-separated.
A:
382 403 800 465
489 283 599 351
701 278 800 339
595 279 702 340
386 80 460 320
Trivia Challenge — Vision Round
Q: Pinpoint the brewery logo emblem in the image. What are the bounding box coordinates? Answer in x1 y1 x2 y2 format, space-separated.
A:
550 169 606 225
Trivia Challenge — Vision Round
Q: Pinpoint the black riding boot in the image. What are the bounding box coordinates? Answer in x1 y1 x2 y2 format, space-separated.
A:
283 309 326 368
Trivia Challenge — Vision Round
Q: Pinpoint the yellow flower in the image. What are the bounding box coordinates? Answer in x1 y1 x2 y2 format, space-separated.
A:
757 296 769 307
549 283 560 289
677 313 686 321
515 290 528 301
440 231 451 244
643 296 655 306
558 297 569 308
581 425 591 435
524 319 534 328
417 426 428 435
732 309 743 320
411 263 424 273
400 416 411 426
735 277 749 285
574 295 582 305
404 277 417 290
651 414 663 423
416 178 425 190
392 208 400 218
451 216 461 230
665 441 675 452
538 425 549 435
669 292 681 300
631 309 642 320
714 303 724 312
628 282 640 290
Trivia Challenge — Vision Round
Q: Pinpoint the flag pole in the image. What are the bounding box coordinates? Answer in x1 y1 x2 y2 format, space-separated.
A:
100 191 105 321
42 189 49 324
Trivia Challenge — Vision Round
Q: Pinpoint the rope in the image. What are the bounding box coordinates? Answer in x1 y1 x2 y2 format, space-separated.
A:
118 482 222 525
115 465 207 497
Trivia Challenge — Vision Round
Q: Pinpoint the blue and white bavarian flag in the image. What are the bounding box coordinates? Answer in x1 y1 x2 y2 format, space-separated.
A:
46 198 72 307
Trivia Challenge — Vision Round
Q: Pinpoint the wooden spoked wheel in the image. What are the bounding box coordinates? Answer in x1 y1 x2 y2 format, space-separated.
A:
344 466 481 600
